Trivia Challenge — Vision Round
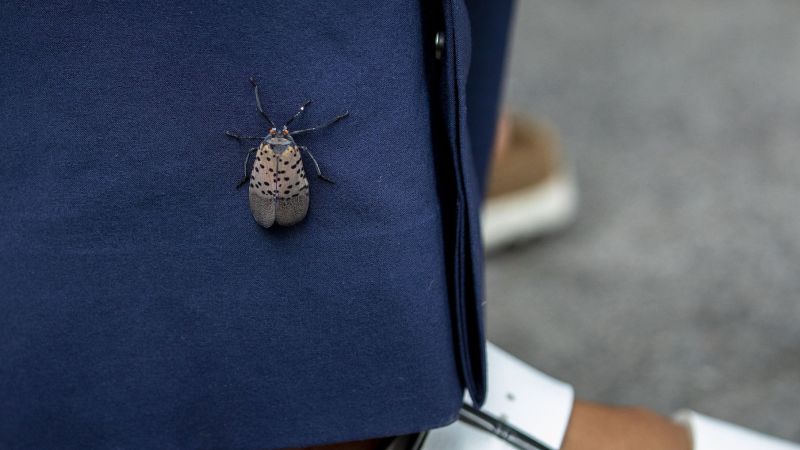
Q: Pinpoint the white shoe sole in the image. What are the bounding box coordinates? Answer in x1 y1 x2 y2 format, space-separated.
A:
481 173 578 252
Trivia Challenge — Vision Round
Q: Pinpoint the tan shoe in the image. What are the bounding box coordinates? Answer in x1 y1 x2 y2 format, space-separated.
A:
482 113 578 252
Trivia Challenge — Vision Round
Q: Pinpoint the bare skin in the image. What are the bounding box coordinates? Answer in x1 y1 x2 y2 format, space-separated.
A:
561 400 692 450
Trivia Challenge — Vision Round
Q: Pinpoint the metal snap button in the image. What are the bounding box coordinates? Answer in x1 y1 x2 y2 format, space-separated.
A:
435 32 445 60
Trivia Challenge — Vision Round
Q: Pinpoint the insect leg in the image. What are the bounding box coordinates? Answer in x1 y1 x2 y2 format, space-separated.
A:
249 76 276 128
284 100 312 128
301 146 334 184
236 147 258 189
290 111 350 136
226 131 266 141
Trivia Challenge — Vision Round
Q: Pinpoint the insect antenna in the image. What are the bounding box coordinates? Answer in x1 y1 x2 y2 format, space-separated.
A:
291 111 350 136
249 76 276 129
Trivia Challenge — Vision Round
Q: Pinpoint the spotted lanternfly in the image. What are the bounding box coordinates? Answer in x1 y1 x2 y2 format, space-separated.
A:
226 77 348 228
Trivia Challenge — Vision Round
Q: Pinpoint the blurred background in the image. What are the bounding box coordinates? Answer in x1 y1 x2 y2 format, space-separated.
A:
485 0 800 441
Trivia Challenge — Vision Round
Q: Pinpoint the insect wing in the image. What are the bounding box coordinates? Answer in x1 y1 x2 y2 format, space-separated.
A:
274 145 309 226
248 142 278 228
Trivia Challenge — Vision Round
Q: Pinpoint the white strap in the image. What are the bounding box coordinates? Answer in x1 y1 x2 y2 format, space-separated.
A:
417 342 800 450
422 342 574 450
674 410 800 450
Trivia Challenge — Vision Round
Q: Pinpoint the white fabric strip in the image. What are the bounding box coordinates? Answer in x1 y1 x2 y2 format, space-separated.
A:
422 342 574 450
674 410 800 450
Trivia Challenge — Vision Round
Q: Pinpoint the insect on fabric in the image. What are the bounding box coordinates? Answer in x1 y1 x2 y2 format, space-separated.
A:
226 77 349 228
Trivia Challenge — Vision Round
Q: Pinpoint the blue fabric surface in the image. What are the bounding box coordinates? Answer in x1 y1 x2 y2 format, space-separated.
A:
0 1 507 448
439 0 496 407
465 0 516 195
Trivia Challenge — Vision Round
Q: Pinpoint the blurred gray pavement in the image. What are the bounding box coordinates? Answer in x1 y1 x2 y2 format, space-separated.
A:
487 0 800 440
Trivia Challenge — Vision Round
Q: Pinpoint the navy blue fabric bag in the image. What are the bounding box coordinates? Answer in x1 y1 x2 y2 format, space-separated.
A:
0 1 509 448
